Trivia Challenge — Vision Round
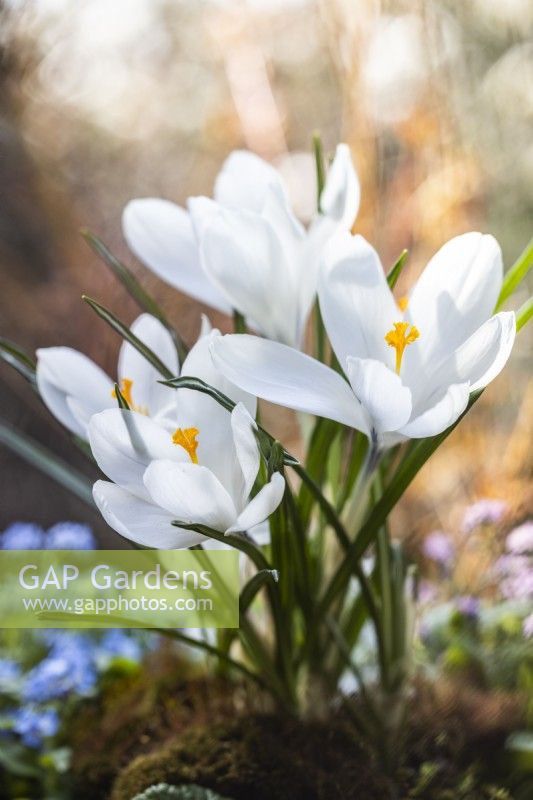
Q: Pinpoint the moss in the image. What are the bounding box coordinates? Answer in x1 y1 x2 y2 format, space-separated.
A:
111 714 389 800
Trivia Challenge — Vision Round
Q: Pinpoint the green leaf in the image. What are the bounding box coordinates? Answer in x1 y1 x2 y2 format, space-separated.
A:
240 569 279 613
312 131 326 210
232 310 246 334
113 382 130 410
387 249 408 289
81 229 188 363
171 522 272 573
161 376 299 466
516 296 533 331
0 337 37 385
497 237 533 309
0 418 94 506
82 295 175 380
0 738 42 779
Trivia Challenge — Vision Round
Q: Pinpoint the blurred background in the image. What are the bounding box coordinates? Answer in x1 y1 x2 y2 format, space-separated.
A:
0 0 531 550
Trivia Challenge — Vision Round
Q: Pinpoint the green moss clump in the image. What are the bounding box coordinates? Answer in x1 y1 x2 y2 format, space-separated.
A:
111 714 389 800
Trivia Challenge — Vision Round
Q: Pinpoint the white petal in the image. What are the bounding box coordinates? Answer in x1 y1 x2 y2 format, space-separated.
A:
211 334 369 432
88 409 181 498
143 459 237 532
399 383 470 438
175 330 257 486
432 311 516 393
36 347 112 437
213 150 286 212
345 357 412 434
93 481 204 548
227 472 285 534
118 314 179 418
122 198 231 312
199 208 299 347
319 233 399 370
320 144 360 229
230 402 260 506
407 233 503 365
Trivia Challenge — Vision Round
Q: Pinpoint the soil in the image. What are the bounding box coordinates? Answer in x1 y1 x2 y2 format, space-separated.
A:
66 653 526 800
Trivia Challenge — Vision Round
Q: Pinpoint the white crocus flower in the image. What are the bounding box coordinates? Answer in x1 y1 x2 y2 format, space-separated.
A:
35 313 190 439
211 232 516 446
90 377 285 549
122 145 360 348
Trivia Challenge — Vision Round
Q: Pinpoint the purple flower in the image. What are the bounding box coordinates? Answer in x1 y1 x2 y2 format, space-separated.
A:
457 596 480 618
506 522 533 555
523 613 533 639
1 522 45 550
12 706 59 748
46 522 96 550
461 499 508 533
495 554 533 601
417 580 437 605
98 629 142 663
423 531 455 566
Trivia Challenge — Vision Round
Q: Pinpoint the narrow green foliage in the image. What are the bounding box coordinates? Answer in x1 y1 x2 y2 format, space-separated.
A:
113 382 130 410
240 569 279 613
387 249 409 289
497 237 533 309
516 296 533 331
312 131 326 210
0 337 37 385
0 419 94 507
81 229 188 363
83 296 175 380
232 310 246 334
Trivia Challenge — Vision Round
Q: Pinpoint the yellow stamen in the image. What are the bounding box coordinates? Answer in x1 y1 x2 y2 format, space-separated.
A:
385 321 420 375
172 427 200 464
111 378 148 415
397 296 409 312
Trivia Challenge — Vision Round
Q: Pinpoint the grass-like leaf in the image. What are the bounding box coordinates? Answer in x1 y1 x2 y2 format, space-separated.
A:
0 419 94 506
81 229 188 363
387 249 409 289
497 236 533 309
83 296 175 380
240 569 279 614
0 337 37 386
516 296 533 332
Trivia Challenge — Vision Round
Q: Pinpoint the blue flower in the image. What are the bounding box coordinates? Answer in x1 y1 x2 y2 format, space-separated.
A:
98 629 143 663
1 522 45 550
23 634 97 702
0 658 21 684
12 706 59 748
46 522 96 550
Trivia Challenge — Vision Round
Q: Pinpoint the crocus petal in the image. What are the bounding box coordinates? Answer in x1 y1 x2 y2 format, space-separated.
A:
118 314 179 418
319 233 399 370
93 481 204 548
199 208 299 347
230 402 260 506
227 472 286 534
88 409 181 499
36 347 112 437
213 150 287 213
175 330 257 486
122 198 231 312
430 312 516 394
143 459 237 532
320 144 360 229
345 357 412 434
399 383 470 438
211 334 369 432
407 233 503 365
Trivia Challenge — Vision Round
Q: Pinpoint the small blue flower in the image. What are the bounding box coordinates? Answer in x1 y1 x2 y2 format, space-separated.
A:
46 522 96 550
23 634 97 702
98 629 143 663
1 522 45 550
0 658 21 684
12 706 59 748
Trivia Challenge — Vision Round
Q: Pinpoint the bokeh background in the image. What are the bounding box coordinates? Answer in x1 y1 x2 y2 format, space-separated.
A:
0 0 531 553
